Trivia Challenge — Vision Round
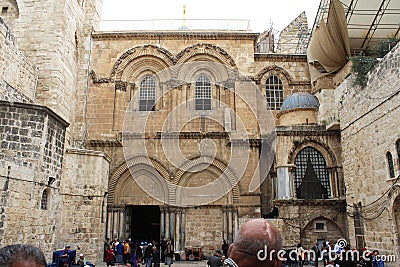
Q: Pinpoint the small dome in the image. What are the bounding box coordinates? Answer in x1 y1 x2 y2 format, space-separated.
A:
280 92 319 112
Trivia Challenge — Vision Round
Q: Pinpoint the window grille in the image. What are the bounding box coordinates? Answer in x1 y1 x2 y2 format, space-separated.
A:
294 147 331 198
195 75 212 110
40 190 48 210
266 75 283 110
139 76 156 111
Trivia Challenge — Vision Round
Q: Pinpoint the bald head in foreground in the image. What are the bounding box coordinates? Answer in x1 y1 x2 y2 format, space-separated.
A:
225 218 282 267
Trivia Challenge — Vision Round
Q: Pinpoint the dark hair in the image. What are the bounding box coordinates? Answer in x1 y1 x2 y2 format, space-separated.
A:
0 244 47 267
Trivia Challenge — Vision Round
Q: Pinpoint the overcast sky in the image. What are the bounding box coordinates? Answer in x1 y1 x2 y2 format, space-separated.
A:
101 0 321 33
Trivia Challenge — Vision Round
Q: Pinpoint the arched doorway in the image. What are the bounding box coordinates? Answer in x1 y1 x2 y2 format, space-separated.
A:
301 216 345 250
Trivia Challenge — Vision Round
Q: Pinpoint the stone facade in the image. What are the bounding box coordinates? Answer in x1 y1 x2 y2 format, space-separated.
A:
2 0 398 265
337 42 400 260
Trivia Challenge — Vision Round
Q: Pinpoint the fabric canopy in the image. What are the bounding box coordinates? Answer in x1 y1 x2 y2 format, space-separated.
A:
307 0 351 83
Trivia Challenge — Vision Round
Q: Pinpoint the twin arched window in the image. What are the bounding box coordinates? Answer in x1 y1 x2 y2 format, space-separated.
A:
266 75 283 110
294 147 331 199
139 76 156 111
195 75 212 110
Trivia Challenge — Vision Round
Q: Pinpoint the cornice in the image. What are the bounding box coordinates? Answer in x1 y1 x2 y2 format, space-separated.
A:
92 31 259 41
254 53 308 62
275 125 340 136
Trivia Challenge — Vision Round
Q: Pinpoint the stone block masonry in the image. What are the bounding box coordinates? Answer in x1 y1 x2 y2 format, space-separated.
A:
0 17 38 103
0 101 68 254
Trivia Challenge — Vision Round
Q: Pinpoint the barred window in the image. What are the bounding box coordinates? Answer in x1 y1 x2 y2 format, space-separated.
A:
396 139 400 169
195 75 212 110
266 75 283 110
139 76 156 111
387 151 395 178
294 147 331 199
40 190 48 210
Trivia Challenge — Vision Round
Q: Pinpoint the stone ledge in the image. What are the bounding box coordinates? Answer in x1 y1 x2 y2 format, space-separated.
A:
66 148 112 162
92 31 260 40
0 100 69 127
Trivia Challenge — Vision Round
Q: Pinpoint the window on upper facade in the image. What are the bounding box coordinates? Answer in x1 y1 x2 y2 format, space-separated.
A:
266 75 283 110
139 76 156 111
387 151 395 178
195 75 212 110
40 190 48 210
294 147 331 199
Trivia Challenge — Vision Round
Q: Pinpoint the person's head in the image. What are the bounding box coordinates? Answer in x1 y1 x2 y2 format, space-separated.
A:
0 244 47 267
228 218 282 267
79 253 84 259
65 245 70 251
373 250 379 255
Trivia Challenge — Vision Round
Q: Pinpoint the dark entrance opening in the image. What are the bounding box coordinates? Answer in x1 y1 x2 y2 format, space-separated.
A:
129 205 160 243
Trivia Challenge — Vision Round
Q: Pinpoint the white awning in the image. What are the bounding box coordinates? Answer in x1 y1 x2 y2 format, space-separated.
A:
307 0 400 82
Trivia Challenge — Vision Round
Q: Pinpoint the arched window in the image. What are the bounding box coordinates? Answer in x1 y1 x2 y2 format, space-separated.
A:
195 75 212 110
266 75 283 110
139 76 156 111
387 151 395 178
294 147 331 199
40 190 48 210
396 139 400 169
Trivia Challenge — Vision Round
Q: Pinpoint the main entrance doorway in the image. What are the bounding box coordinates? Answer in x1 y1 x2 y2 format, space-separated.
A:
128 205 160 242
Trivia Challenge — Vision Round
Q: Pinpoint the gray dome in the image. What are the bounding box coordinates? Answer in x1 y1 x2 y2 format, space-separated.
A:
280 92 319 112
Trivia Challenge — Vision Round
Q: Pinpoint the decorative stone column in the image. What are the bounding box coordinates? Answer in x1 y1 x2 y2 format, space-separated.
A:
119 208 125 240
276 165 294 199
227 206 233 243
222 207 228 241
233 208 238 239
170 210 175 241
329 168 339 197
160 207 165 239
180 209 186 251
175 208 181 251
107 211 113 239
165 209 170 239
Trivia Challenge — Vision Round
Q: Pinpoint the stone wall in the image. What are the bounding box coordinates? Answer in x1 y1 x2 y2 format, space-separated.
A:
185 206 224 256
10 0 102 123
277 12 309 54
273 199 347 249
0 101 68 255
338 42 400 259
58 148 110 261
0 17 38 102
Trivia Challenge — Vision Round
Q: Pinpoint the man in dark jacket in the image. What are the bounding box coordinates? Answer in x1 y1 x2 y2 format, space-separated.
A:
207 250 223 267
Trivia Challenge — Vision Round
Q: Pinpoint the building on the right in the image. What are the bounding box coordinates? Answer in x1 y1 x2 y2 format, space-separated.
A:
307 0 400 260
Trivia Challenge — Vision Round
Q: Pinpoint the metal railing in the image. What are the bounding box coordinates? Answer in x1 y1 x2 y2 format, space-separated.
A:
98 19 251 32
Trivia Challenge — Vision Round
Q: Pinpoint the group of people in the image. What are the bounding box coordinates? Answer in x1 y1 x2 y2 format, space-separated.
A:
0 220 389 267
103 238 174 267
295 240 386 267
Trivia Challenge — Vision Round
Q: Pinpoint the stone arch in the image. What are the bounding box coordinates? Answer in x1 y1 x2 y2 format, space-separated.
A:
288 139 337 168
110 45 175 81
254 65 295 85
175 44 238 77
108 156 170 205
173 156 241 204
388 185 400 251
176 57 230 84
301 215 345 249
